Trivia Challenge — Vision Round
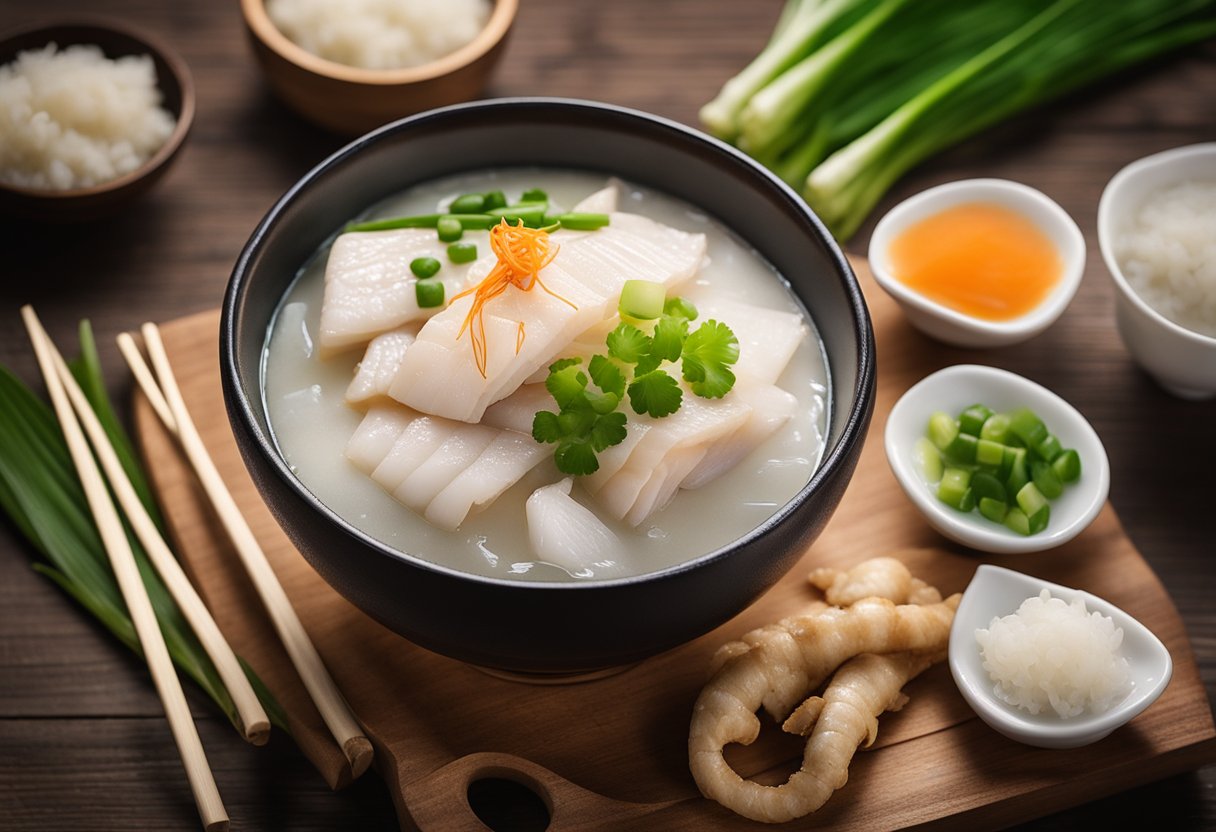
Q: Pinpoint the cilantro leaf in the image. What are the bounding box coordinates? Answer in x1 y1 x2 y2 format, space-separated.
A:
589 411 627 451
628 370 683 417
555 441 599 476
588 354 626 398
546 364 588 409
549 356 583 373
633 352 662 376
584 389 620 415
532 410 562 444
606 323 650 364
651 315 688 362
664 296 698 321
681 319 739 399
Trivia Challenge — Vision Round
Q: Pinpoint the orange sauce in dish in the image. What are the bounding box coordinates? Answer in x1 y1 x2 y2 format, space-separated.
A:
888 202 1062 321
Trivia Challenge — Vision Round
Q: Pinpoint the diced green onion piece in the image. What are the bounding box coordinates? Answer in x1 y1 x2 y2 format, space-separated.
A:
410 257 441 279
415 280 445 308
619 280 666 321
1030 460 1064 499
346 213 497 232
1004 507 1031 536
937 467 972 510
556 212 611 230
980 413 1012 444
1005 446 1029 496
1052 449 1082 483
971 472 1006 503
1016 482 1050 525
483 190 507 210
493 205 547 225
944 432 978 464
914 437 943 484
450 193 487 214
928 412 958 451
447 242 478 264
1009 407 1048 448
976 438 1005 467
437 216 463 242
979 496 1008 524
1033 433 1063 462
521 188 548 202
959 404 993 437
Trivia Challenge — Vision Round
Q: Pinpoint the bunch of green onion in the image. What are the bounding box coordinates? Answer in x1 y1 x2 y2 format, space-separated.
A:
0 323 284 734
702 0 1216 240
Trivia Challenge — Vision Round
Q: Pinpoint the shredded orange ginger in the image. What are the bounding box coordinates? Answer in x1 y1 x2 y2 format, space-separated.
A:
449 220 577 378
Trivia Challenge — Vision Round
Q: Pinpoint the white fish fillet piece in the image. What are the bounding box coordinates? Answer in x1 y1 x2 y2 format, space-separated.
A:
481 383 552 435
623 446 708 527
593 394 752 520
318 228 485 354
387 212 707 422
526 478 623 575
581 422 653 496
393 424 498 512
694 297 807 386
370 416 451 491
571 182 620 214
345 404 417 473
426 431 550 531
345 326 418 403
682 384 799 490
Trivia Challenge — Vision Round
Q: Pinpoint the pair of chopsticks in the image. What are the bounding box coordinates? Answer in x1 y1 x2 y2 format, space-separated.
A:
118 323 373 775
22 308 372 831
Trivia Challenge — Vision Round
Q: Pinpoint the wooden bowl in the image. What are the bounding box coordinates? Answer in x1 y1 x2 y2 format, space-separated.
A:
0 21 195 222
240 0 518 135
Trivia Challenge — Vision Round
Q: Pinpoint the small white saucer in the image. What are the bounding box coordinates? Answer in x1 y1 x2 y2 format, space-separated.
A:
949 564 1172 749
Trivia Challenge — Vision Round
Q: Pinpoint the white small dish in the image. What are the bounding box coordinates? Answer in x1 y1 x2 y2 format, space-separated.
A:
869 179 1085 348
885 364 1109 554
1098 143 1216 400
949 564 1172 748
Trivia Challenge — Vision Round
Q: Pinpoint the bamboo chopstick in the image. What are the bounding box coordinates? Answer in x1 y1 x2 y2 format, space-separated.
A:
126 322 373 779
43 338 270 746
21 307 229 832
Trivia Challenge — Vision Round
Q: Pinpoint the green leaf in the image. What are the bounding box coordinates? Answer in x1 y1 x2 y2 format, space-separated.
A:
548 356 583 373
558 408 597 438
532 410 562 444
651 316 688 363
682 320 740 399
587 355 626 399
628 371 683 418
585 389 620 415
606 324 651 364
554 441 599 476
663 296 699 322
545 364 589 409
589 412 627 452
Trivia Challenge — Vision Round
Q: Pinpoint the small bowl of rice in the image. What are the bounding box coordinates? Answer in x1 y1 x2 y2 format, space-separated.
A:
1098 143 1216 399
240 0 517 135
949 564 1172 749
0 20 194 221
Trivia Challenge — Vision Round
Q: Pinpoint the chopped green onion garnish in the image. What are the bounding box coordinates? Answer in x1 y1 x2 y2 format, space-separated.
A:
437 216 463 242
959 404 993 437
483 190 507 210
410 257 441 279
450 193 487 214
1034 433 1063 462
447 242 478 264
1009 407 1048 448
1030 460 1064 499
554 212 611 230
493 204 548 225
1003 507 1031 536
1016 482 1051 534
937 467 972 511
619 280 666 321
971 472 1006 503
914 436 943 484
346 213 499 233
976 438 1004 467
928 411 958 451
1052 449 1081 483
521 188 548 202
415 280 445 308
979 497 1008 524
944 432 978 465
980 413 1011 444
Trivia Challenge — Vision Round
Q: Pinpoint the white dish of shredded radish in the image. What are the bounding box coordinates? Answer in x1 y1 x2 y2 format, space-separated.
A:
949 565 1172 748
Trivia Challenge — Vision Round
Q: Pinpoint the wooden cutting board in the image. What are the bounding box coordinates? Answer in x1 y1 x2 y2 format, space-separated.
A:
134 260 1216 831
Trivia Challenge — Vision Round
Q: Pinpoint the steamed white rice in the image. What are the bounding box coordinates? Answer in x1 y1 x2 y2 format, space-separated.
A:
1115 180 1216 338
267 0 492 71
975 589 1132 719
0 44 176 191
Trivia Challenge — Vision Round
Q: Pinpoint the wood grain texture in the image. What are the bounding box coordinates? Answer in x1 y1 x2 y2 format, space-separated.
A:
126 260 1216 831
1 0 1214 828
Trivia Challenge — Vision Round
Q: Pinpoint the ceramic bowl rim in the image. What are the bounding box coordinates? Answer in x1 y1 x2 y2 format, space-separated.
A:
239 0 518 85
0 18 195 200
869 178 1085 340
1096 142 1216 349
884 363 1110 554
222 96 875 593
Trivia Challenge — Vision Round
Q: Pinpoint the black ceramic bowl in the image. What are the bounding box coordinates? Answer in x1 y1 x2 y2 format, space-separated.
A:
223 98 874 675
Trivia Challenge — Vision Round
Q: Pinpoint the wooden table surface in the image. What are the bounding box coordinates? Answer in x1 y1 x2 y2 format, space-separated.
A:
1 2 1213 830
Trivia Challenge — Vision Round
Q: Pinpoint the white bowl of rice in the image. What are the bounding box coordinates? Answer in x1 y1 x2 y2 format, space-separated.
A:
1098 143 1216 399
949 565 1172 749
